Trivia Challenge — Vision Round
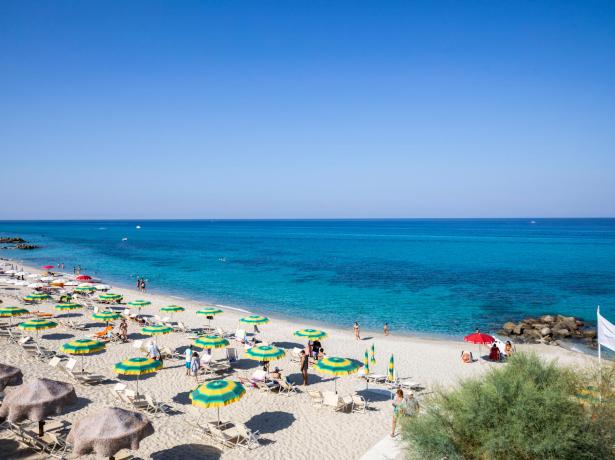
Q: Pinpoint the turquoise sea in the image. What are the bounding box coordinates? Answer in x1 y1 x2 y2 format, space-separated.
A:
1 219 614 336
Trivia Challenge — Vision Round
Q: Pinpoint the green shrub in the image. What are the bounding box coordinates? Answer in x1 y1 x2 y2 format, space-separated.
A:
402 353 615 460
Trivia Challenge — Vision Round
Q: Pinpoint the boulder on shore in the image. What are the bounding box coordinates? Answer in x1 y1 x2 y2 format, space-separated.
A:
500 314 595 347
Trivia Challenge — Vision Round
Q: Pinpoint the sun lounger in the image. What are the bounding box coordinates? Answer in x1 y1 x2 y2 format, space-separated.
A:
290 347 304 363
276 377 298 396
144 393 172 416
67 319 87 331
322 391 352 412
123 389 149 411
111 383 128 404
227 422 261 449
65 358 105 385
307 390 323 407
234 329 246 344
363 373 387 383
226 347 238 362
208 424 241 448
40 430 71 459
160 346 181 360
351 394 367 413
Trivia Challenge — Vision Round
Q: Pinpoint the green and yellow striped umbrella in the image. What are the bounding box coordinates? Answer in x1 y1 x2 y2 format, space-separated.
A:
99 293 123 301
23 292 51 302
161 305 185 314
245 345 285 362
114 357 162 394
197 307 223 316
239 315 269 325
92 310 121 322
314 356 361 393
74 285 96 293
370 343 376 365
387 354 395 382
18 318 57 337
190 379 246 424
61 338 106 373
0 306 29 325
54 303 83 311
294 328 327 340
127 300 151 308
194 335 229 349
141 324 173 336
363 350 370 375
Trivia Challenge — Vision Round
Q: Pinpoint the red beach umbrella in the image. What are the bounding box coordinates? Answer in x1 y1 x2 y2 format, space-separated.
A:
464 332 495 363
464 332 495 344
76 275 92 281
41 265 55 270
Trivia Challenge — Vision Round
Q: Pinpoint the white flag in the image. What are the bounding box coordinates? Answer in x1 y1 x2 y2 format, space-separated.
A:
597 306 615 353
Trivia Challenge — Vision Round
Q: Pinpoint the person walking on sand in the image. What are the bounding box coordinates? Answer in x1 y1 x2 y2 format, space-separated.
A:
353 321 361 341
299 350 309 386
384 322 389 336
119 319 128 342
391 389 406 437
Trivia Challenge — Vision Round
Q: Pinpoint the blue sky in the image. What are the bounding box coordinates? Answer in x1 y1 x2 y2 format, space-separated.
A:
1 1 614 219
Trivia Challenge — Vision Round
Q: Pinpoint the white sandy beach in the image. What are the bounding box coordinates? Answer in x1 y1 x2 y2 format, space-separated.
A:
0 261 598 460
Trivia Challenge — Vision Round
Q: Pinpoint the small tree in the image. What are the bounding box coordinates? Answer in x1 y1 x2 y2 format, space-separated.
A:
402 353 615 460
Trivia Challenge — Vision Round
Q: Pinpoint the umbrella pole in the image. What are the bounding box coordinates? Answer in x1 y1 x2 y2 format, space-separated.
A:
217 407 220 426
38 420 45 436
334 377 337 394
136 375 140 396
81 355 85 373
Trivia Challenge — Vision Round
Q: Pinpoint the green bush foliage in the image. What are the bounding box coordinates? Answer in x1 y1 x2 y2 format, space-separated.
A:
402 353 615 460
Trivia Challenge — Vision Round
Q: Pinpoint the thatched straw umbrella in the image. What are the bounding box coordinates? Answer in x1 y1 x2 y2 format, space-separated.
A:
0 378 77 435
67 407 154 460
0 363 23 391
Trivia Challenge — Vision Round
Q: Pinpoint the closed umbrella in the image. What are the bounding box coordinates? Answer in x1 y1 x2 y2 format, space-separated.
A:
387 354 395 382
0 378 76 435
67 407 154 460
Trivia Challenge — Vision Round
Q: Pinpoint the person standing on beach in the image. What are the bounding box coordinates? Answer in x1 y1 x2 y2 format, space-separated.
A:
384 323 389 336
354 321 361 341
136 277 141 290
185 345 193 376
299 350 309 386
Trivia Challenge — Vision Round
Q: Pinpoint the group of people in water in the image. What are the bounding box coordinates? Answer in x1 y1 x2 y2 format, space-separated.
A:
136 277 147 292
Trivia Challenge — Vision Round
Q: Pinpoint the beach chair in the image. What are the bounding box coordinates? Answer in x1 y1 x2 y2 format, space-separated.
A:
215 326 233 339
276 377 298 396
307 390 323 407
290 347 303 363
229 422 261 449
234 329 246 344
40 430 71 459
111 383 128 404
123 389 149 411
144 393 171 416
363 373 387 384
351 394 367 413
160 346 181 360
322 391 351 412
67 319 87 331
7 327 20 343
174 321 188 333
208 425 241 448
65 358 105 385
34 342 56 361
226 347 238 362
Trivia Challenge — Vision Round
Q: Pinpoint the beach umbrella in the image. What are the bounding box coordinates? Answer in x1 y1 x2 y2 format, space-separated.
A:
127 300 151 315
370 343 376 365
196 307 223 329
387 354 395 382
99 293 123 303
0 363 23 390
74 285 96 293
464 332 495 361
0 306 29 325
41 265 55 270
94 284 111 291
245 345 285 362
18 318 58 338
24 292 51 302
54 302 83 312
141 324 173 344
160 305 184 320
28 282 47 289
363 350 370 375
294 328 327 340
194 335 230 349
76 275 92 281
114 357 162 395
92 310 121 322
190 379 246 425
314 356 362 393
67 407 154 460
61 339 106 373
40 276 55 282
0 378 77 435
239 315 269 325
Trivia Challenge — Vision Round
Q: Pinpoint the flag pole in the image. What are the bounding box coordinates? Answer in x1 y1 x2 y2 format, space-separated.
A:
597 305 602 403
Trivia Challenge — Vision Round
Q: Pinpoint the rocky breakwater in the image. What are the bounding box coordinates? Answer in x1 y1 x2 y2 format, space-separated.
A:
500 314 597 347
0 237 40 250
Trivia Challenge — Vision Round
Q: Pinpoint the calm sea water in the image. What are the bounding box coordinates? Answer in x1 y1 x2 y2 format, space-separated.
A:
1 219 614 336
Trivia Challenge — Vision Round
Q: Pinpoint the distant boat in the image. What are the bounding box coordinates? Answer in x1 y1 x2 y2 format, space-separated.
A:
122 237 128 241
530 220 536 224
136 225 141 229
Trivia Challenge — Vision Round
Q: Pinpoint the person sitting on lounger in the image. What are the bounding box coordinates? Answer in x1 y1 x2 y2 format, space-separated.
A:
270 366 282 379
317 348 325 360
119 319 128 342
311 340 322 359
200 349 212 367
461 350 472 363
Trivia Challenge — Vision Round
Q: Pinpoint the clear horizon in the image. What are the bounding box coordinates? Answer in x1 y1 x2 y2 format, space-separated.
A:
1 1 614 219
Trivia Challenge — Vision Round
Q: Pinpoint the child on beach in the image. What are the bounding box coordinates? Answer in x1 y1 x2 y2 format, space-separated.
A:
190 351 200 377
384 323 389 336
185 345 193 376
